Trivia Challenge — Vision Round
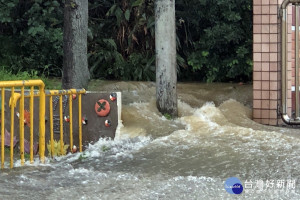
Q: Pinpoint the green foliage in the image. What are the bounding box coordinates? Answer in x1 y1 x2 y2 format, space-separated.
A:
88 0 156 81
163 113 173 120
78 153 87 161
101 145 110 152
0 67 61 89
47 139 69 157
24 153 30 160
176 0 253 82
4 147 10 154
0 67 39 80
0 0 63 77
0 0 253 82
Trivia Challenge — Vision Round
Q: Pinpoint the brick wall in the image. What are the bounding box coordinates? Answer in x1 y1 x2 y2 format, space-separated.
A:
252 0 292 125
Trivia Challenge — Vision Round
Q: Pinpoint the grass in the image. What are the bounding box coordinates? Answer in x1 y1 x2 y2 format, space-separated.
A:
101 145 110 152
4 147 10 154
164 113 173 120
3 147 34 162
0 67 62 90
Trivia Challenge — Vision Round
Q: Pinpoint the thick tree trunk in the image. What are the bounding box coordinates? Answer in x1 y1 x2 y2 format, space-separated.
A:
62 0 90 89
155 0 178 117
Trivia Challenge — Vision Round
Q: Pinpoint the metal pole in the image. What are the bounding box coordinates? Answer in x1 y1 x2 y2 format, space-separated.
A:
78 94 82 152
282 8 287 115
49 96 54 157
38 82 46 163
10 87 14 168
281 1 300 124
69 94 73 152
1 88 5 169
59 95 63 155
20 86 24 165
296 4 300 118
30 86 34 163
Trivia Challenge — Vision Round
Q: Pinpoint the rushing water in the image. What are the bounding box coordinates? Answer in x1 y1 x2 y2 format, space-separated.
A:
1 81 300 199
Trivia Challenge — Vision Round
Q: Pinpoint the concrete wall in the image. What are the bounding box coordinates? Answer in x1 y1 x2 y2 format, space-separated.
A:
1 90 121 155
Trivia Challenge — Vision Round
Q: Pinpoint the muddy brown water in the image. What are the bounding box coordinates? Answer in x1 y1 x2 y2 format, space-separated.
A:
0 81 300 199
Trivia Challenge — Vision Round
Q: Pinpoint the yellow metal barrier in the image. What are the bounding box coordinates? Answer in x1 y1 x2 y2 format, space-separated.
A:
0 80 45 169
0 80 86 169
45 89 86 157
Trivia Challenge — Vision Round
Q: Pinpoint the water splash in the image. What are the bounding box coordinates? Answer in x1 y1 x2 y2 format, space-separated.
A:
1 82 300 199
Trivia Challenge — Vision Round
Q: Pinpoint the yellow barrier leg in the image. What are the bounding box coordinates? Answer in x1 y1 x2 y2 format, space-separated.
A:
20 86 24 165
30 86 34 163
1 88 5 169
69 94 73 152
10 87 15 168
49 96 54 157
59 95 63 155
39 84 46 163
78 94 82 152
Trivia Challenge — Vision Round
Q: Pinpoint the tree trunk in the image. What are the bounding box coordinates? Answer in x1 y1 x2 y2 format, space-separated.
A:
155 0 178 117
62 0 90 89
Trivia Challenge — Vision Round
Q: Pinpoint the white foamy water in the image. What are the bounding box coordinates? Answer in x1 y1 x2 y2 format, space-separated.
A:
1 82 300 199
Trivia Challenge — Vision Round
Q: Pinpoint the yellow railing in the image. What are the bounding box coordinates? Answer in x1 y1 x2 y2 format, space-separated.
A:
46 89 86 157
0 80 45 168
0 80 86 169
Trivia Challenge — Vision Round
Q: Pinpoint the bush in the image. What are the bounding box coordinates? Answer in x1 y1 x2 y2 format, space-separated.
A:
176 0 253 82
0 0 253 82
0 0 63 77
88 0 156 81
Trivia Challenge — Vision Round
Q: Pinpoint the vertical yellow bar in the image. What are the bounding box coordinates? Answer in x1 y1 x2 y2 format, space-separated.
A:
20 86 24 165
30 86 34 163
69 94 73 152
1 88 5 169
10 87 15 168
49 96 54 157
59 95 63 155
39 84 46 163
78 94 82 152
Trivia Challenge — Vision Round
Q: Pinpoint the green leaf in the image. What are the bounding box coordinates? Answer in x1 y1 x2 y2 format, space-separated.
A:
125 9 130 21
103 39 117 50
70 2 77 8
106 4 116 16
7 3 15 8
201 51 209 57
52 1 59 7
115 7 123 26
147 16 155 28
132 0 144 7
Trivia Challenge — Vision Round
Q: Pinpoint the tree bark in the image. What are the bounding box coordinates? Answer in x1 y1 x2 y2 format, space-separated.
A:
62 0 90 89
155 0 178 117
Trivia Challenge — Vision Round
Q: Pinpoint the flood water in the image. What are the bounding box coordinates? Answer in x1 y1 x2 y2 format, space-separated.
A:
1 81 300 199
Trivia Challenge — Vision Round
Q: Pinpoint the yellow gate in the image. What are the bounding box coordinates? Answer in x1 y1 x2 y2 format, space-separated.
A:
0 80 86 169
